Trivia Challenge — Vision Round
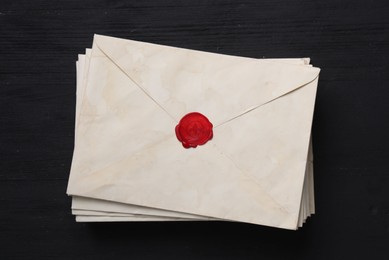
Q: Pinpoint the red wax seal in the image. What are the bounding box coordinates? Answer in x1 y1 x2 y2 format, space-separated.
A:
175 112 213 148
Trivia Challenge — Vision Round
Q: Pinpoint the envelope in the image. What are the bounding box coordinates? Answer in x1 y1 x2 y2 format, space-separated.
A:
72 50 315 226
71 54 315 229
67 35 320 230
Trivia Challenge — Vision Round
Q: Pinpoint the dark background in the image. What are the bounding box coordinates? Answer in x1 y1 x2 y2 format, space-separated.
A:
1 0 389 259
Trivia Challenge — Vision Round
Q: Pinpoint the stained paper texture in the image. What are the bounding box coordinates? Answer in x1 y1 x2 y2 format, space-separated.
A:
67 35 320 230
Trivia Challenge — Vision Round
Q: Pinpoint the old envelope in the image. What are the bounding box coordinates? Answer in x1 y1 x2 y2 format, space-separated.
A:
67 35 320 230
72 51 314 225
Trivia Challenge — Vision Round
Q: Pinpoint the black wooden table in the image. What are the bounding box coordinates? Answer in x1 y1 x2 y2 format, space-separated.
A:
1 1 389 259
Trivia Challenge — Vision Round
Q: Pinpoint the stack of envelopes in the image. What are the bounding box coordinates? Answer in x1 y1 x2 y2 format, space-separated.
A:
67 35 320 230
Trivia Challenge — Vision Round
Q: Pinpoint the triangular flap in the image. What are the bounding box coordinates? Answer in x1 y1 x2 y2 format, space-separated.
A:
67 42 177 193
94 34 320 126
69 134 296 229
212 77 319 227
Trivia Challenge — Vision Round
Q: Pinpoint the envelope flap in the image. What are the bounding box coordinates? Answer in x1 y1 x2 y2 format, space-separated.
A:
95 34 320 126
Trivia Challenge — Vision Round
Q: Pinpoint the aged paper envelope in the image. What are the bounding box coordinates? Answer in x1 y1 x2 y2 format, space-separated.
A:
72 52 314 224
68 35 320 229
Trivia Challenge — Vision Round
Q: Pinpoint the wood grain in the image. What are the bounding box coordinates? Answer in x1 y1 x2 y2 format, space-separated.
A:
1 0 389 259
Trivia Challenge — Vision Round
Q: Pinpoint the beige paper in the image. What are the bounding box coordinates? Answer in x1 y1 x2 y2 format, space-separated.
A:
73 51 313 222
68 35 319 229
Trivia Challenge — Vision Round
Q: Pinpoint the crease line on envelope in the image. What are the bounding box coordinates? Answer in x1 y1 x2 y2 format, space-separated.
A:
210 144 290 216
76 135 176 189
214 75 320 128
95 42 178 123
